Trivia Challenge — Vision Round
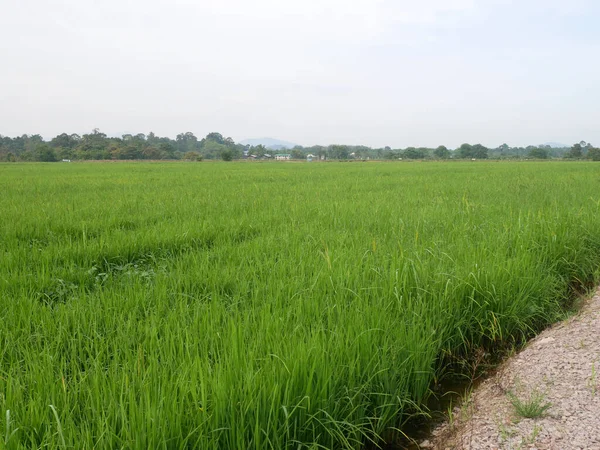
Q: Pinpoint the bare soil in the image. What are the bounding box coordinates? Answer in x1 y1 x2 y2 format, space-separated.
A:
422 287 600 450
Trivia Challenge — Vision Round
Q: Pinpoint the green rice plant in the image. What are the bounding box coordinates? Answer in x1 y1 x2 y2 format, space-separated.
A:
0 161 599 448
4 410 18 447
49 405 66 449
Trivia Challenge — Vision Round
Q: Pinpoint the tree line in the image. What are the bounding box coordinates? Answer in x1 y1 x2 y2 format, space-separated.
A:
1 130 599 162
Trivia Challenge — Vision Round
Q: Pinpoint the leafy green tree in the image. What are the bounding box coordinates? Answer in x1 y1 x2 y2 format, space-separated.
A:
184 151 202 161
176 132 199 153
117 145 142 160
527 147 549 159
403 147 425 159
142 147 162 160
50 133 79 149
456 143 473 158
587 147 600 161
384 150 397 159
566 143 583 159
290 149 304 159
56 147 74 160
24 134 44 154
328 145 350 160
252 144 267 157
221 149 234 161
205 132 225 145
457 143 488 159
159 142 176 159
202 140 228 159
78 129 108 155
34 144 57 162
472 144 489 159
433 145 450 159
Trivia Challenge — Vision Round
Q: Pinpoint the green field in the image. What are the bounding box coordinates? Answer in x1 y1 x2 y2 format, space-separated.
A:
1 161 600 449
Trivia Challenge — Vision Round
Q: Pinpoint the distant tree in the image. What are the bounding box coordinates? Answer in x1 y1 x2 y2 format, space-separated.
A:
566 143 583 159
183 151 202 161
56 147 74 160
202 140 229 159
328 145 350 160
176 132 198 153
159 142 176 159
205 132 225 145
290 149 304 159
34 144 57 162
383 149 397 160
587 147 600 161
142 147 161 160
403 147 425 159
456 143 473 158
50 133 78 149
433 145 450 159
527 147 549 159
314 146 327 160
79 129 108 155
457 143 488 159
146 132 159 145
220 149 234 161
252 144 267 157
117 145 142 160
472 144 489 159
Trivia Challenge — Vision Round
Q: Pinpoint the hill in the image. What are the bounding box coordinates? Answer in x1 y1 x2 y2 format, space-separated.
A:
239 137 300 150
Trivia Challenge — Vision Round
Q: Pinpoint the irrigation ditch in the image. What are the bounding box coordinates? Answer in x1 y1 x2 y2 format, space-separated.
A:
392 279 600 450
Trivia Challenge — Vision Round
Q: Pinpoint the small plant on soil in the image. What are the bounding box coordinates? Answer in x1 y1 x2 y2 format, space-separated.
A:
508 390 552 419
590 362 597 397
522 424 542 445
497 422 516 444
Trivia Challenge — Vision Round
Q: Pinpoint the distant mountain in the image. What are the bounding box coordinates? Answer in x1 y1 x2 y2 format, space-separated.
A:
543 142 569 148
239 137 300 150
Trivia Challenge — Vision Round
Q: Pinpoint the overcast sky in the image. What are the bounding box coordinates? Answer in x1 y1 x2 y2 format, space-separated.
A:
1 0 599 148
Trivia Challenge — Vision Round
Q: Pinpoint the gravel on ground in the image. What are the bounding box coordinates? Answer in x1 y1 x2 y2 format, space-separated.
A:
424 287 600 450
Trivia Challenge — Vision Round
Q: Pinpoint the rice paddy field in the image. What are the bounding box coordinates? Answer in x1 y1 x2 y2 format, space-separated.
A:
1 161 600 449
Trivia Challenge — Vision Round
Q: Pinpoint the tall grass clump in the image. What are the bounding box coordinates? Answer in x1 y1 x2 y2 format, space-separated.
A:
0 161 599 448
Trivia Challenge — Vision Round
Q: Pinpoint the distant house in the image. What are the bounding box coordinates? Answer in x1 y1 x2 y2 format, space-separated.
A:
306 153 315 162
275 154 291 160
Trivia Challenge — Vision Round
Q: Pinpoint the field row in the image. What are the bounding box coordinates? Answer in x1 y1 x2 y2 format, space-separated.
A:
1 162 599 449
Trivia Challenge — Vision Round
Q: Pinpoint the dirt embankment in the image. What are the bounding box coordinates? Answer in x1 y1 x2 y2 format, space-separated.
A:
423 287 600 450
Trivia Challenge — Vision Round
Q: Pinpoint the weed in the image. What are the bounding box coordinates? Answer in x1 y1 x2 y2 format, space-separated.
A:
523 424 542 445
508 390 552 419
498 423 515 443
589 362 597 397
